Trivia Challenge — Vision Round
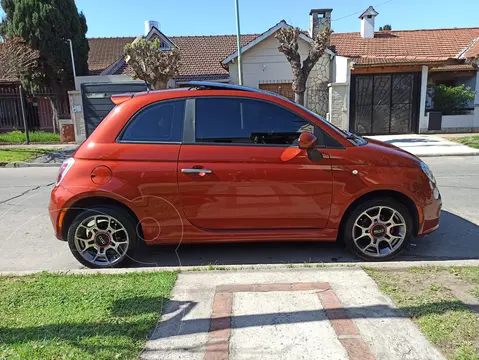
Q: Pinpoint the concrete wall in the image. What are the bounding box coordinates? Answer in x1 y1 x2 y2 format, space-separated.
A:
68 90 86 144
333 56 349 83
418 66 429 133
327 56 350 130
328 83 349 129
229 35 312 87
228 34 331 116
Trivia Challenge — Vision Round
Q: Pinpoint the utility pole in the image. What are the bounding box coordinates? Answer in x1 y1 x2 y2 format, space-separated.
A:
234 0 243 85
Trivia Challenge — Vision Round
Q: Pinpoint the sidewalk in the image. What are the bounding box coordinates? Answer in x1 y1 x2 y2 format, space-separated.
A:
369 134 479 157
142 268 444 360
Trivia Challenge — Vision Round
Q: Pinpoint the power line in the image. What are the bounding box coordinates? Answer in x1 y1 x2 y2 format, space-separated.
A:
332 0 394 22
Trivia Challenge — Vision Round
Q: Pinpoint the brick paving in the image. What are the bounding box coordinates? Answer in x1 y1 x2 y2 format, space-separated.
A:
141 268 445 360
204 282 375 360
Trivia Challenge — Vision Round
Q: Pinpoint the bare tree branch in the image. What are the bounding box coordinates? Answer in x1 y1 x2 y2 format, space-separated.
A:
124 38 180 90
275 26 332 105
0 37 39 81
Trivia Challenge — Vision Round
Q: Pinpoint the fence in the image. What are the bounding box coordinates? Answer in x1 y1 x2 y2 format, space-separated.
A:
0 84 70 133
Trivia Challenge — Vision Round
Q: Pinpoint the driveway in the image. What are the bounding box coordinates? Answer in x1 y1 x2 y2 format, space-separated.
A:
368 134 479 157
0 156 478 272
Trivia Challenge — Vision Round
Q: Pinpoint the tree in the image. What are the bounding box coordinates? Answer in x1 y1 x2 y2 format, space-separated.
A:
379 24 392 31
124 38 180 90
275 26 332 105
0 36 39 81
0 0 89 92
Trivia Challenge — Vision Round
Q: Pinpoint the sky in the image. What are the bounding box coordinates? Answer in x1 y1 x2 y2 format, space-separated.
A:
1 0 479 38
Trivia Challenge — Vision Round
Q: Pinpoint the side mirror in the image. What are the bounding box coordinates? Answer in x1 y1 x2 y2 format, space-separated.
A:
298 132 317 150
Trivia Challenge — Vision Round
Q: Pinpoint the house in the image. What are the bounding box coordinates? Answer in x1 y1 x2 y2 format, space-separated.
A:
72 6 479 142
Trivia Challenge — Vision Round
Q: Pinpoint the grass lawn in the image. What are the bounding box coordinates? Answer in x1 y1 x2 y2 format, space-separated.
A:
450 136 479 149
0 148 57 163
0 272 177 360
367 266 479 360
0 130 60 144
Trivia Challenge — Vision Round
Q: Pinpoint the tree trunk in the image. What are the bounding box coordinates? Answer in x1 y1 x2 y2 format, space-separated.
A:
49 97 59 133
295 91 305 105
152 79 169 90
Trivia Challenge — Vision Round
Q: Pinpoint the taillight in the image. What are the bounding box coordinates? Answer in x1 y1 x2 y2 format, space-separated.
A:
56 158 75 186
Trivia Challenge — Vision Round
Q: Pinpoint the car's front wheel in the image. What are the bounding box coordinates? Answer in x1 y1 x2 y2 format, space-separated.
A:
67 206 138 268
343 198 413 261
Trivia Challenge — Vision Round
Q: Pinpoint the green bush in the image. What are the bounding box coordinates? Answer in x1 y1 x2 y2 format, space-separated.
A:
433 84 477 110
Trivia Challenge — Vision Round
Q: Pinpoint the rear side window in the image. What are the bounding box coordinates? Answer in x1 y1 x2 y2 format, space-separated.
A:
120 99 185 142
195 98 313 145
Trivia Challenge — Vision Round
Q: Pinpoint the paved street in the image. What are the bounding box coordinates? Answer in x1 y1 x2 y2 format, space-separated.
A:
0 156 478 272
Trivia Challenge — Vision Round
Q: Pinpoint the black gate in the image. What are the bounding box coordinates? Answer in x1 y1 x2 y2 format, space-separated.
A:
81 83 148 136
350 73 421 135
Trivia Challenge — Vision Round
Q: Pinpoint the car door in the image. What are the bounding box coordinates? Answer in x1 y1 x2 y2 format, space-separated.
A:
177 95 333 230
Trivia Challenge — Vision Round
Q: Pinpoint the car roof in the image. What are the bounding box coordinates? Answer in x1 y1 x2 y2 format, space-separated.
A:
113 81 290 103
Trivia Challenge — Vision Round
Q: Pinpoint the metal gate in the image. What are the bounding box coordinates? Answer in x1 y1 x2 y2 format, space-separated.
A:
350 73 420 135
81 83 148 136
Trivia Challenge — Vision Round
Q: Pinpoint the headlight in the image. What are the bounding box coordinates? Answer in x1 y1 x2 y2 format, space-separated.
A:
420 162 436 184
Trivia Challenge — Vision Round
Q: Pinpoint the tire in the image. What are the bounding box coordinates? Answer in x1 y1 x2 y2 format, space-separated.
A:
342 198 413 261
67 206 138 269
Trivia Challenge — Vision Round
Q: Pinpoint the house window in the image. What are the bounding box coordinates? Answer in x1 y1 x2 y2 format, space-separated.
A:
160 39 169 49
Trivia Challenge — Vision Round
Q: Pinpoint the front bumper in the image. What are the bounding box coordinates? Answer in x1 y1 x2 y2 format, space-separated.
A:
417 188 442 236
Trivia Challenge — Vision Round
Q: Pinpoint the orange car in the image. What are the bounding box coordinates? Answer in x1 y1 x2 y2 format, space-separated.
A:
49 82 441 268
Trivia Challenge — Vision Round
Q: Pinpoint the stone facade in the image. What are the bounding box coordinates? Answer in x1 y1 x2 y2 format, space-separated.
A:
306 55 330 117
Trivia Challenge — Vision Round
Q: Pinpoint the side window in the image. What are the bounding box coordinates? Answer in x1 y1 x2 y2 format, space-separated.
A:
195 98 318 145
120 99 185 142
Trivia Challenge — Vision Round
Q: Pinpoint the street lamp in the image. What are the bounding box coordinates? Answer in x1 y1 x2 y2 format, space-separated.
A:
235 0 243 85
66 39 76 83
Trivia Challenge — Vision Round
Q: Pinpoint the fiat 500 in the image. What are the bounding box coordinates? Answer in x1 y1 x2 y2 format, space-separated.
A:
49 82 441 268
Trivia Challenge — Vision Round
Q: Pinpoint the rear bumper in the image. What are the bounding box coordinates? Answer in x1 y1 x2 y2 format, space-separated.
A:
49 185 74 241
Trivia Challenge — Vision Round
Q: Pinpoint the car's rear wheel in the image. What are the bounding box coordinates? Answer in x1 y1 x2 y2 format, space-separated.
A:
343 198 413 261
67 206 138 268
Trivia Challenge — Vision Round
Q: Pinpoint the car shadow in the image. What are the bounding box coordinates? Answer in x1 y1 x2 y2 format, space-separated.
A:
126 210 479 268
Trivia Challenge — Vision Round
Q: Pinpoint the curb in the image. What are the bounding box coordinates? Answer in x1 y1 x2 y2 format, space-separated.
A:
418 152 479 157
0 162 61 168
1 259 478 277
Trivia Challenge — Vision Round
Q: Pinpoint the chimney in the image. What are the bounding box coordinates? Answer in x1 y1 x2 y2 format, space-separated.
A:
309 9 332 39
144 20 159 36
359 6 378 38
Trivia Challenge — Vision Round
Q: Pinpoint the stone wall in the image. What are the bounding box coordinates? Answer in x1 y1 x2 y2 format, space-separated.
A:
306 55 330 117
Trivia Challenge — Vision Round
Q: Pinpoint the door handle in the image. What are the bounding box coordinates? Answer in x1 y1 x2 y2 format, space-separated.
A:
181 168 213 174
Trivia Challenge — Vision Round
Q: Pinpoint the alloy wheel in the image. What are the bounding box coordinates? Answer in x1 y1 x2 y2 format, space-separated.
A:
73 214 129 266
352 206 407 258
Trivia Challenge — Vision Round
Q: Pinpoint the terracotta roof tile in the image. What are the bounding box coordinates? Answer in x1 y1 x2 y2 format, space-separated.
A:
170 35 258 79
87 27 479 79
88 34 258 80
351 56 450 66
464 38 479 59
331 27 479 63
87 37 136 75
